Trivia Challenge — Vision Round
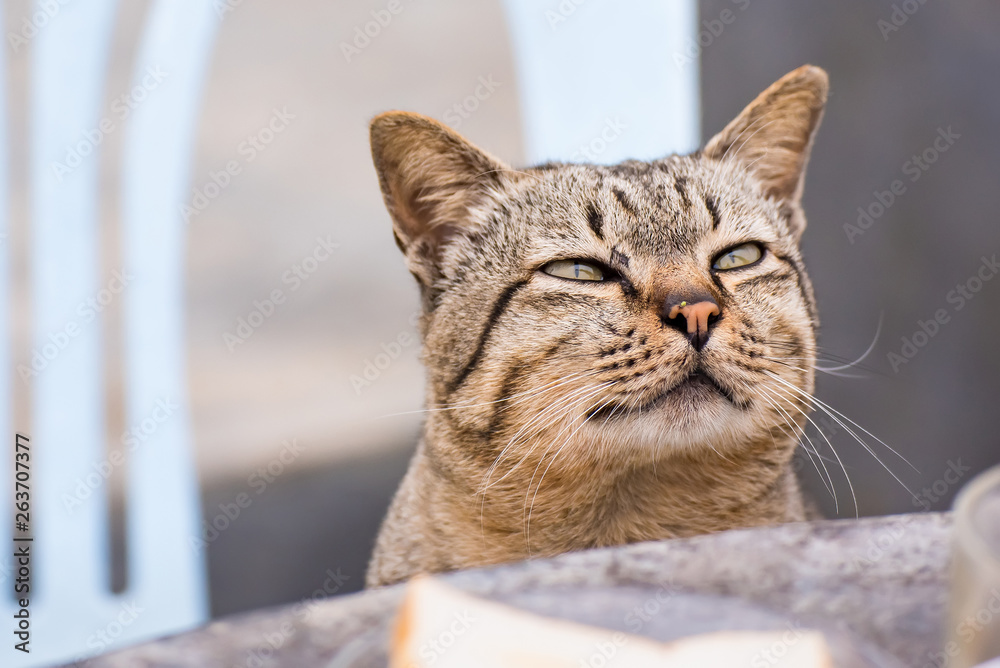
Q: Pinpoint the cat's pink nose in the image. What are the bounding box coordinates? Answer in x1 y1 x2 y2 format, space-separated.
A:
665 299 720 350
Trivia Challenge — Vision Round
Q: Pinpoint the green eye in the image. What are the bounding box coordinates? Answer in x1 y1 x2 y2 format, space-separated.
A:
713 243 763 271
543 260 606 281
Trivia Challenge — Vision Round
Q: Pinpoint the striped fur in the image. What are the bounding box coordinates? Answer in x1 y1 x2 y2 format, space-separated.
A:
366 66 829 587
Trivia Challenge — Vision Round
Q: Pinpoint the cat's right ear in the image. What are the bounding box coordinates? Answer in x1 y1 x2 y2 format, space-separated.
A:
702 65 828 210
370 112 509 284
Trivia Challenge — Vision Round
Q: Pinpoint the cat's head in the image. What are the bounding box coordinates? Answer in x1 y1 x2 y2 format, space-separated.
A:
370 65 827 469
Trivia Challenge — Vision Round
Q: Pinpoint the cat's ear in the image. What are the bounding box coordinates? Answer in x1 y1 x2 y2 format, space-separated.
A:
370 112 509 276
703 65 828 207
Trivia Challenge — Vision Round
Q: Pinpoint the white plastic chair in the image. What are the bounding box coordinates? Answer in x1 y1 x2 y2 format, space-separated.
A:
1 1 219 665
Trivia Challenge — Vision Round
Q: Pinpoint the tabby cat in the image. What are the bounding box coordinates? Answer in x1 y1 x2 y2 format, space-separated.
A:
366 65 828 587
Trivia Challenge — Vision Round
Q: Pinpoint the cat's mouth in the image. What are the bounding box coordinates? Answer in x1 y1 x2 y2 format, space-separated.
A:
652 370 746 408
669 371 727 397
587 370 747 421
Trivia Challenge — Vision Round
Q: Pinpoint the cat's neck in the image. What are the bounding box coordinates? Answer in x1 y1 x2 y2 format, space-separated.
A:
368 420 805 585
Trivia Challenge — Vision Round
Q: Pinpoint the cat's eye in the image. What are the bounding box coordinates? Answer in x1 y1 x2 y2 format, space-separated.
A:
713 243 763 271
542 260 606 282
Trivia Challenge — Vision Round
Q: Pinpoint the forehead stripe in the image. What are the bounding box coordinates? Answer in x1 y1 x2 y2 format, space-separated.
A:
705 195 722 230
586 203 604 241
612 187 638 219
672 176 691 208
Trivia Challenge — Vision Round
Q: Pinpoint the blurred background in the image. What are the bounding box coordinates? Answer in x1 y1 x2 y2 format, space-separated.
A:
5 0 1000 623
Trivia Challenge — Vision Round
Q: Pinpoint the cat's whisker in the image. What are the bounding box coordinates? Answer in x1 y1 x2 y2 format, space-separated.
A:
761 346 890 378
763 370 919 473
513 384 618 550
762 371 921 504
480 380 612 493
524 393 619 553
707 442 736 465
815 312 883 372
745 381 834 493
479 380 615 546
764 355 862 365
763 356 866 379
415 373 604 547
753 381 845 513
763 339 866 360
390 370 599 417
479 381 594 529
482 371 607 416
483 378 617 483
761 379 860 516
743 378 839 507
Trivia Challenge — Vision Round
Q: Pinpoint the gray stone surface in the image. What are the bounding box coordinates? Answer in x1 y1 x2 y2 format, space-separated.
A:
77 513 952 667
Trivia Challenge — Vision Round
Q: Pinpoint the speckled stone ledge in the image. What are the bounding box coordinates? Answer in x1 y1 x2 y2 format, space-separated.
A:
77 513 952 668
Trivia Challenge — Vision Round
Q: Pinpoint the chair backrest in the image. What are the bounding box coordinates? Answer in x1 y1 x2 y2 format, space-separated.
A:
1 1 218 665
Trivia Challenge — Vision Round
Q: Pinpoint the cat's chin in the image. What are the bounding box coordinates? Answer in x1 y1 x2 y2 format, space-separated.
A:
583 373 768 457
589 371 746 422
583 405 761 464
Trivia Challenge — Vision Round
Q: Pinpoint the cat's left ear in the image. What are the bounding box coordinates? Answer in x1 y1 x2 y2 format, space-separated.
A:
370 112 510 282
703 65 828 223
